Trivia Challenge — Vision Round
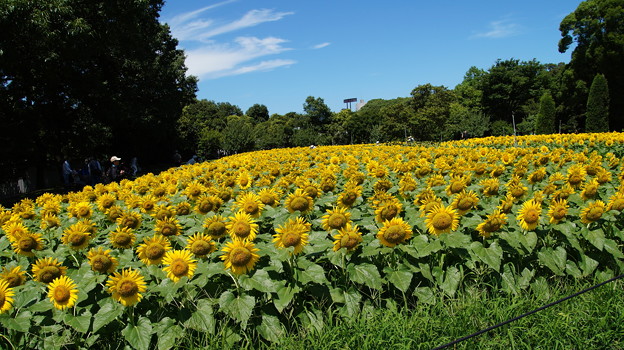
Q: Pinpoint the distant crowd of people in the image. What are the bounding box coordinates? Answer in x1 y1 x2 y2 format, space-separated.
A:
61 155 141 188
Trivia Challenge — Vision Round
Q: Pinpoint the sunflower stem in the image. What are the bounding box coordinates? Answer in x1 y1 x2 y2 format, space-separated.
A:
228 272 240 296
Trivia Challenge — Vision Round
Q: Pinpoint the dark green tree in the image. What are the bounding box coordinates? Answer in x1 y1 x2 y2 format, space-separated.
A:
585 74 610 132
246 104 269 123
409 84 455 141
559 0 624 130
221 115 255 154
0 0 197 184
303 96 332 126
535 91 556 134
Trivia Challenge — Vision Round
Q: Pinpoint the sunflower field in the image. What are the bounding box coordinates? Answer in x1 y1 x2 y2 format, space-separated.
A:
1 132 624 349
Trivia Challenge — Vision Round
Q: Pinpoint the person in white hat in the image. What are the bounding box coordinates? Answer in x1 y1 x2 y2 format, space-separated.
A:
107 156 124 182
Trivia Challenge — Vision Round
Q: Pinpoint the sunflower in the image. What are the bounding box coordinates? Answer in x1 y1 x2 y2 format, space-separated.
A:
427 174 446 188
226 212 259 241
87 247 119 273
195 194 223 215
508 183 528 200
162 249 197 282
151 204 176 220
203 215 228 239
273 217 311 255
299 180 321 199
108 226 136 249
41 201 62 216
11 231 44 257
284 189 314 214
136 235 171 265
155 217 183 237
106 269 147 307
2 221 29 242
399 175 418 195
446 174 468 195
566 164 586 189
548 198 568 224
332 223 363 252
580 200 606 224
0 266 26 287
528 168 547 184
236 170 253 190
258 188 280 207
451 190 479 215
580 179 600 200
72 219 97 235
61 226 91 251
234 192 265 218
75 201 94 218
47 275 79 310
116 210 143 230
106 205 124 222
516 199 542 231
0 280 14 314
476 210 507 238
374 199 403 223
40 213 61 230
336 183 362 208
607 192 624 212
425 205 459 236
497 193 515 214
220 240 261 275
176 201 192 216
321 207 352 231
183 181 206 200
480 178 500 196
377 217 413 247
32 257 67 283
417 194 443 218
139 195 158 214
186 232 216 258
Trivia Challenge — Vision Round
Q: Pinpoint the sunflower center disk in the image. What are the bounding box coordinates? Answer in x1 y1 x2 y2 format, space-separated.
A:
383 226 406 244
70 233 87 246
244 203 259 215
342 193 357 206
40 266 61 284
329 214 347 229
171 260 189 276
146 244 165 260
192 240 212 255
78 208 90 217
587 208 603 221
161 225 176 236
92 255 112 272
553 208 567 220
380 206 398 221
118 280 139 297
432 212 452 230
282 233 301 247
524 209 539 224
230 248 252 266
341 234 359 249
290 197 309 212
53 286 71 303
457 199 474 211
114 233 132 246
208 222 226 237
18 236 36 251
233 222 251 238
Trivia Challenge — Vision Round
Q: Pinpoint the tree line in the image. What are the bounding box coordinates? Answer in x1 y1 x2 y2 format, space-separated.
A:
1 0 622 187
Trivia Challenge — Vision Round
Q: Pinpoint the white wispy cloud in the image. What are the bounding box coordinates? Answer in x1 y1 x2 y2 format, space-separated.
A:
185 36 295 78
312 42 331 49
167 4 295 79
472 19 520 39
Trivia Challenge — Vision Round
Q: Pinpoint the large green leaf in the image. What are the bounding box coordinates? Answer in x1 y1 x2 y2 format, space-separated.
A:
383 266 413 292
339 288 362 319
154 318 183 350
441 232 472 249
0 310 31 332
412 287 436 304
185 299 215 334
92 299 124 333
411 234 442 257
537 246 567 276
122 316 153 350
64 310 91 333
347 263 382 290
239 269 281 293
501 263 520 295
584 228 606 250
257 314 285 343
297 263 329 285
469 241 503 271
603 239 624 259
219 291 255 328
436 266 462 297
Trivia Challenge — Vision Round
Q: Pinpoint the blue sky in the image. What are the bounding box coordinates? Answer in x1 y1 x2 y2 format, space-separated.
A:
160 0 582 115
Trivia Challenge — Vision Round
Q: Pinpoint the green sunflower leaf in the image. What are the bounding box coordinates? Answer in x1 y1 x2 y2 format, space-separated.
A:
92 298 124 333
121 316 153 350
257 314 285 343
185 299 215 334
219 291 255 328
347 263 382 290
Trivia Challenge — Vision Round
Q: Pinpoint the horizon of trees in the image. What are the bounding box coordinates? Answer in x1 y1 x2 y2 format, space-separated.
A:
1 0 622 190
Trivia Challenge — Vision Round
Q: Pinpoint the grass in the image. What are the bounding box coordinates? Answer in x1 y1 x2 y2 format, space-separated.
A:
177 277 624 350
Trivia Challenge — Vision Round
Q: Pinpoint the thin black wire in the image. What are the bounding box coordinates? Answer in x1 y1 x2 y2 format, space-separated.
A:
431 273 624 350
